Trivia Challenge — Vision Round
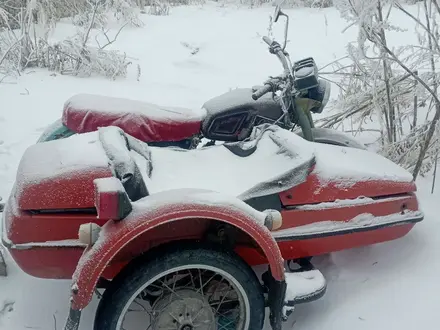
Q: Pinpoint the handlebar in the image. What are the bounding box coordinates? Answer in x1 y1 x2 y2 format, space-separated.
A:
275 51 290 75
262 36 272 46
252 36 293 100
262 36 290 76
252 83 272 100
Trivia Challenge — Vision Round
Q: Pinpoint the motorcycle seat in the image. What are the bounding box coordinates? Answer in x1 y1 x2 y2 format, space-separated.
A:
62 94 207 143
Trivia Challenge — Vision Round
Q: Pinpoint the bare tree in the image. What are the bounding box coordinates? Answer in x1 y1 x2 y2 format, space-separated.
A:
394 0 440 179
0 0 142 80
327 0 440 179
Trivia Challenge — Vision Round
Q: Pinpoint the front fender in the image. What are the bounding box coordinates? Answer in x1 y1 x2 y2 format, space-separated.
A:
70 189 285 310
298 127 367 149
37 119 75 143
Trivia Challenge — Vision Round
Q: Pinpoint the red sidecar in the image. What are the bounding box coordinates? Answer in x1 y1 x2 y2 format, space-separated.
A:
1 124 423 330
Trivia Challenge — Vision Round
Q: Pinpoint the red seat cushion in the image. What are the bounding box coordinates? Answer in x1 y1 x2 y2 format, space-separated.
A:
62 94 206 142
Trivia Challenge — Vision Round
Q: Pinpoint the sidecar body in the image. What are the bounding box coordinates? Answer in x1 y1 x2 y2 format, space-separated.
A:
1 124 423 330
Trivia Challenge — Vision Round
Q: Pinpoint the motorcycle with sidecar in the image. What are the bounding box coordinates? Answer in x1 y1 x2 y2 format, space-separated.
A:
1 121 423 330
0 3 423 330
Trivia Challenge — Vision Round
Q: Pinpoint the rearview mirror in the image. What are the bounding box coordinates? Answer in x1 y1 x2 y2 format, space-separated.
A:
272 3 289 51
274 5 282 22
273 0 287 22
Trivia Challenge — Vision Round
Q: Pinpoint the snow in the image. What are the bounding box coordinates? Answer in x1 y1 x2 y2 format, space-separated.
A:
130 123 413 202
275 128 415 186
8 240 87 250
294 195 413 211
93 177 125 193
133 125 315 200
63 93 206 142
127 188 269 226
295 196 376 210
272 209 422 239
98 126 133 175
14 131 109 194
284 270 326 303
70 188 273 306
306 127 367 150
295 66 314 78
65 93 207 121
0 2 439 330
202 88 276 114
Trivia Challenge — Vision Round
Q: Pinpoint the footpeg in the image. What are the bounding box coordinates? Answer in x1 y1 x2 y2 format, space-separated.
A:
284 268 327 306
262 258 327 321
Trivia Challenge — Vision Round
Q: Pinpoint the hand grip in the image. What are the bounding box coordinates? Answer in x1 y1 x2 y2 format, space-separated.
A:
262 36 273 46
252 84 272 100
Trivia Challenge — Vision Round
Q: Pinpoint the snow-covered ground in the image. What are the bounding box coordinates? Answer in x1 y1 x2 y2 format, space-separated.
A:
0 2 439 329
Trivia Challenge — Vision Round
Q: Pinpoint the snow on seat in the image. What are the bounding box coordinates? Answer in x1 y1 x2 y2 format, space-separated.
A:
62 94 207 143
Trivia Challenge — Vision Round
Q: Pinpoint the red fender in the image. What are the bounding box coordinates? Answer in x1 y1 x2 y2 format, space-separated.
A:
70 189 285 310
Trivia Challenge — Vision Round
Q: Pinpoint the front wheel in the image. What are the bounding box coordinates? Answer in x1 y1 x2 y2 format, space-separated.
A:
37 119 75 143
94 246 265 330
297 127 367 150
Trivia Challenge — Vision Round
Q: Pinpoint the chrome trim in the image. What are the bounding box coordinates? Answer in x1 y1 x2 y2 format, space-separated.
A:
273 211 424 241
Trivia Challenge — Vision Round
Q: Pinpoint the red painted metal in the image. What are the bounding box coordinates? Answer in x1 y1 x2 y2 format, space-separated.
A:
7 218 211 279
278 193 419 231
93 178 132 221
4 177 422 277
94 188 120 221
13 135 113 211
4 196 106 244
16 168 112 211
6 220 417 281
69 200 285 310
4 190 421 279
2 129 425 319
236 223 416 265
280 173 417 206
62 94 204 143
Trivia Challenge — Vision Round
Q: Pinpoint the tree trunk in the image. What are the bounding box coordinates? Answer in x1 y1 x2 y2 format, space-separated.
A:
412 0 440 179
377 0 397 143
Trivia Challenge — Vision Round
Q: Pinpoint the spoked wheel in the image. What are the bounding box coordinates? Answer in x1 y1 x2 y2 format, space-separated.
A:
94 246 265 330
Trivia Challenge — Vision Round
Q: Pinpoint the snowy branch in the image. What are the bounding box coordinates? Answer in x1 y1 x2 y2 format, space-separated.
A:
0 0 141 80
327 0 440 178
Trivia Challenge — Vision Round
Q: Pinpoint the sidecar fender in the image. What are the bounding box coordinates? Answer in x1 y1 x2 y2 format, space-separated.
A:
70 188 285 310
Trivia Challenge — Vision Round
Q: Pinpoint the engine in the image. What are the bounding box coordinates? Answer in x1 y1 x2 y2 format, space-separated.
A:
201 88 283 142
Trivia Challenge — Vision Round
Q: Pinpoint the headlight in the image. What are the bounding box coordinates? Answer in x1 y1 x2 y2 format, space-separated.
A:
308 79 331 114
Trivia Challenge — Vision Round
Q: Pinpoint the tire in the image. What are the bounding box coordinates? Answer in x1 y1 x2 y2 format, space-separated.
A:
94 245 265 330
37 119 75 143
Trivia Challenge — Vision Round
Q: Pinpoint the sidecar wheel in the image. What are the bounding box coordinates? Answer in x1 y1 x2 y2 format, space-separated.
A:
94 246 265 330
